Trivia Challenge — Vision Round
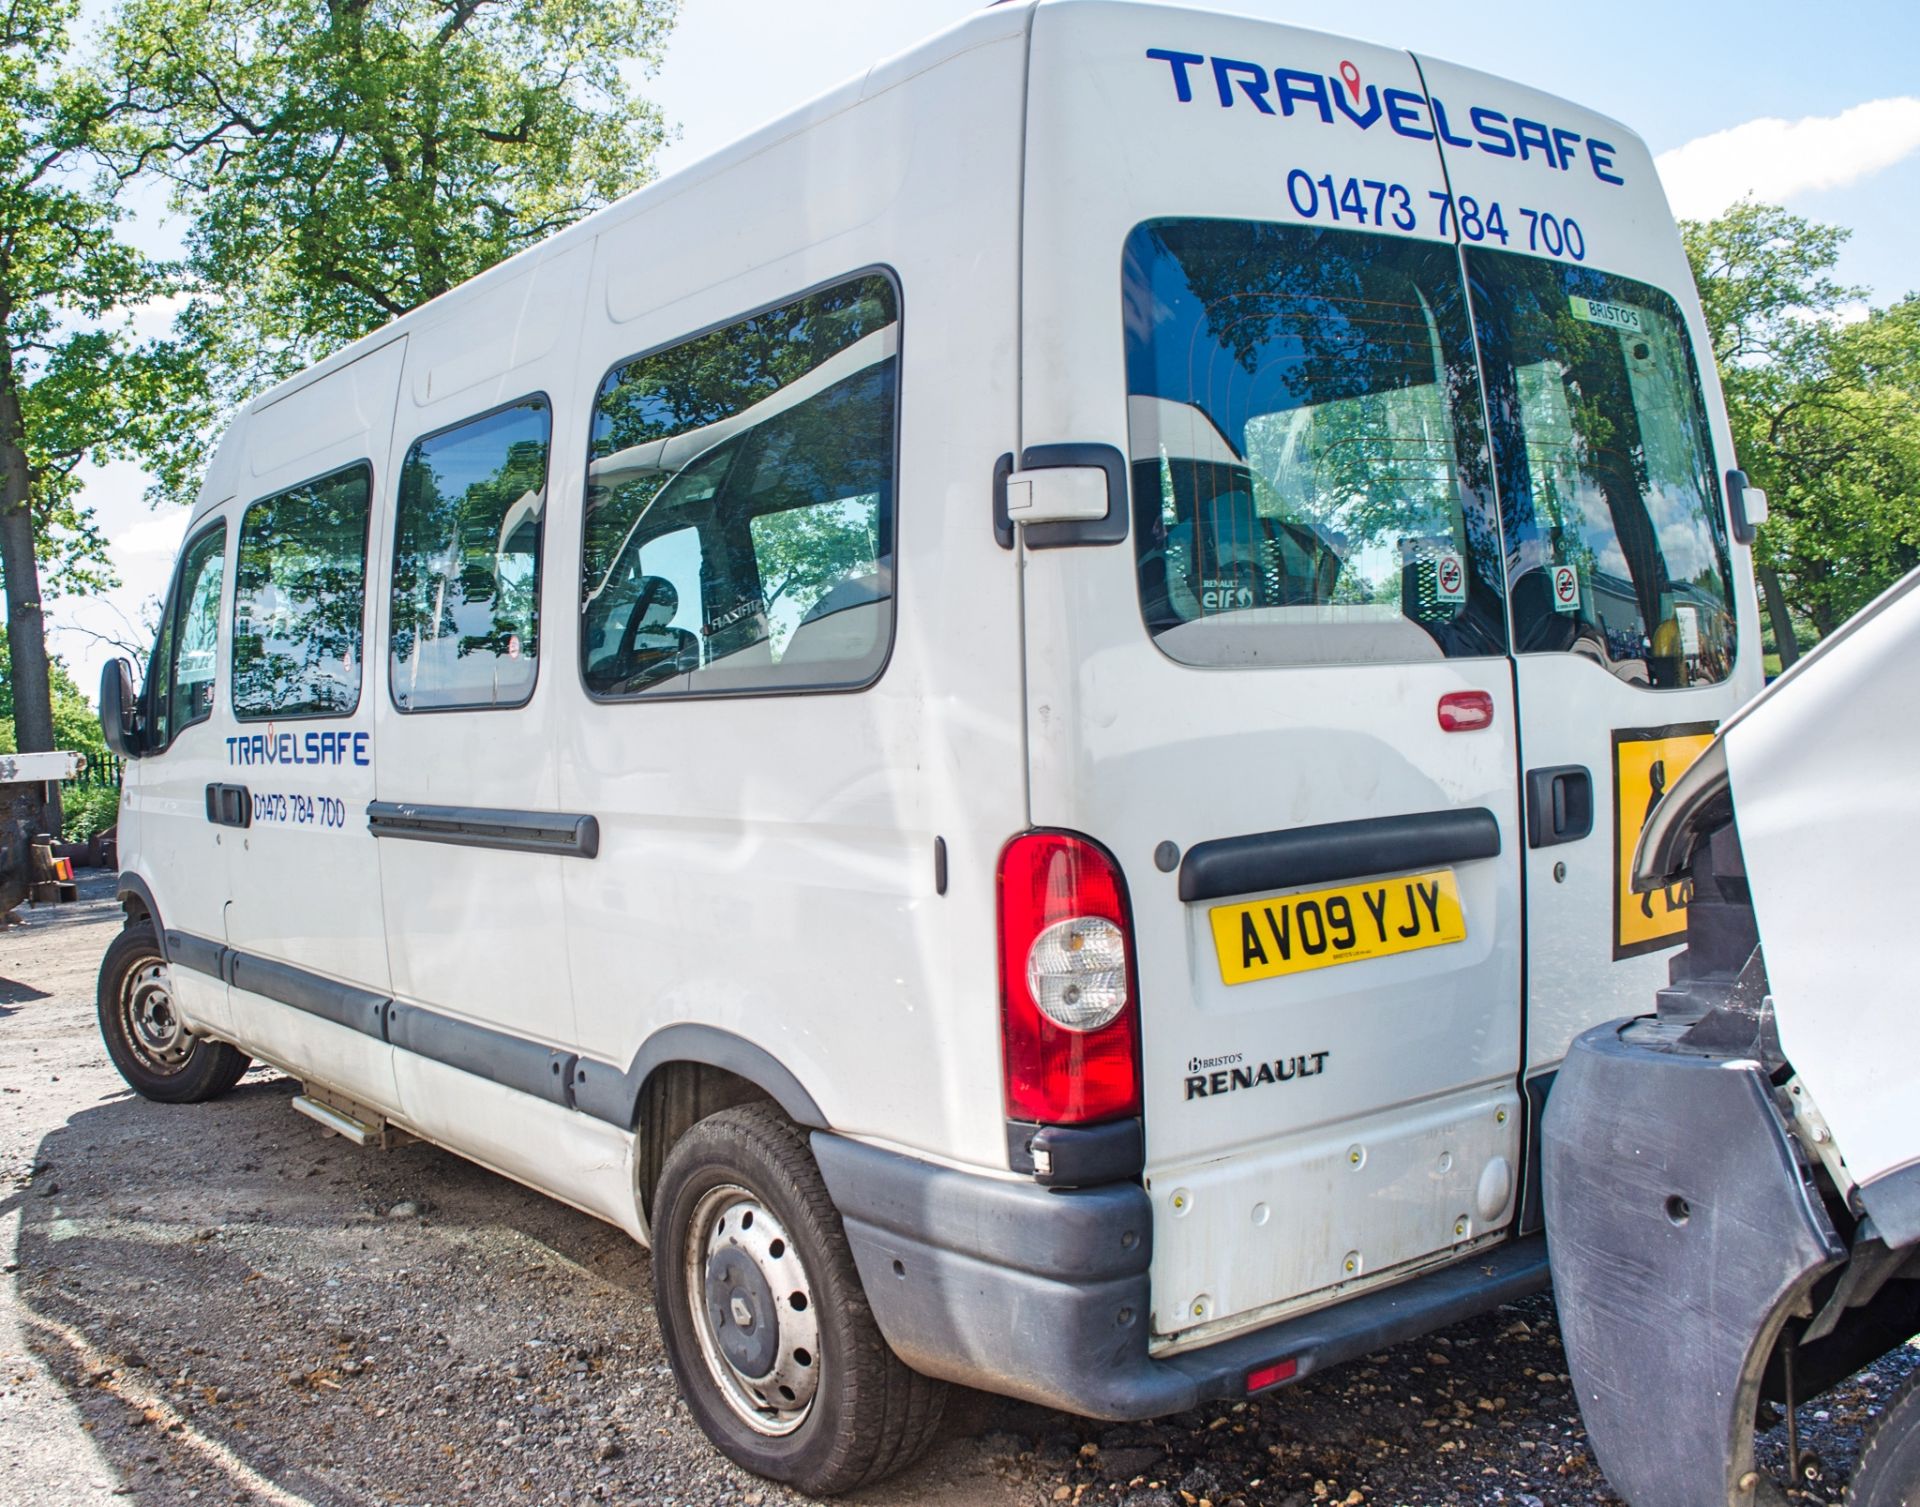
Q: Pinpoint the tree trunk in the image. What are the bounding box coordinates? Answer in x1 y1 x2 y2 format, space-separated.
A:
1756 560 1800 670
0 328 55 753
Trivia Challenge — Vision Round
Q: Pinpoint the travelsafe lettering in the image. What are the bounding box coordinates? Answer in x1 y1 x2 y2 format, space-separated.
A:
1144 49 1627 186
226 729 370 768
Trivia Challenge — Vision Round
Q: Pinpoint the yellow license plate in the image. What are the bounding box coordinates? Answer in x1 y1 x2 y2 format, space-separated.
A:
1209 869 1467 985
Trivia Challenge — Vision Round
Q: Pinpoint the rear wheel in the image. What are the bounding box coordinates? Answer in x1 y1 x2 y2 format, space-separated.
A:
97 921 250 1103
651 1103 946 1494
1850 1366 1920 1507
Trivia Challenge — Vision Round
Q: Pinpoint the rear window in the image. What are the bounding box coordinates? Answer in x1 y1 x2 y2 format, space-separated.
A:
1467 251 1736 686
1123 219 1508 668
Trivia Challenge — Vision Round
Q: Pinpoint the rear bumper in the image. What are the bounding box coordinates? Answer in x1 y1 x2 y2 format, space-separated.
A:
812 1131 1548 1420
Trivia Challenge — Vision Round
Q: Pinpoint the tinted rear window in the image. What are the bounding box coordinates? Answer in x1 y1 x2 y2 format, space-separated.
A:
1467 250 1736 686
1123 219 1508 668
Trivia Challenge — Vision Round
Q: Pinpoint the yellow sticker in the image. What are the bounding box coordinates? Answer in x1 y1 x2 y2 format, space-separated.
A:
1210 869 1467 986
1612 725 1717 958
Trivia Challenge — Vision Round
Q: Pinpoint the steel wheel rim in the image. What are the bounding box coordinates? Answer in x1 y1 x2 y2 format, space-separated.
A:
121 958 192 1075
683 1183 822 1437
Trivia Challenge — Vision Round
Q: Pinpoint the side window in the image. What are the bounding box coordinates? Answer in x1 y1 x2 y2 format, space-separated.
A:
146 521 226 749
582 273 899 699
391 398 551 710
232 463 372 720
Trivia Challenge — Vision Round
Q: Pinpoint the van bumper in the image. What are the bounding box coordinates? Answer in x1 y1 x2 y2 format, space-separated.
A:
811 1131 1549 1420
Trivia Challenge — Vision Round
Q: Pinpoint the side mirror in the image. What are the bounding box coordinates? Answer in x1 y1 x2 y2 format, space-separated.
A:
99 657 141 759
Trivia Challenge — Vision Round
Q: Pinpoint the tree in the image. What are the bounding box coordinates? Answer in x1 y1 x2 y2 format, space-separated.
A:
107 0 678 466
1681 202 1920 650
0 0 198 753
0 631 111 768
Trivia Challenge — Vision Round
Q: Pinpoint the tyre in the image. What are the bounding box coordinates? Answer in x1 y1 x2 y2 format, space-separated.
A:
97 921 251 1104
1851 1366 1920 1507
651 1103 947 1495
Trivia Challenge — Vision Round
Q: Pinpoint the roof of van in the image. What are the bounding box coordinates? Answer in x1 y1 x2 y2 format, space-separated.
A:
235 1 1038 424
223 0 1640 434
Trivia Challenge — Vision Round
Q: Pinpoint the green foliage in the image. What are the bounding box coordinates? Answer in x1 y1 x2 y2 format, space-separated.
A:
0 633 110 767
1683 202 1920 639
61 782 121 843
0 0 205 751
108 0 678 496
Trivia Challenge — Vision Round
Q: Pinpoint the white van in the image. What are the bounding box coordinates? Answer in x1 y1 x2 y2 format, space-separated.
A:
96 0 1766 1492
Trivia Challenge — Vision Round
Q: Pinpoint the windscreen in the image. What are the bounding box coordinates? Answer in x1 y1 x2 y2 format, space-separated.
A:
1123 219 1509 668
1467 250 1736 686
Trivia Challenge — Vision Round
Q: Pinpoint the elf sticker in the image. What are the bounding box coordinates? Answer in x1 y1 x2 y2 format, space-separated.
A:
1551 565 1580 613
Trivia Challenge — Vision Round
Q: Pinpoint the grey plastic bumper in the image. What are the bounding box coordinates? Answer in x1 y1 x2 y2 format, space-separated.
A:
1544 1021 1846 1507
812 1131 1549 1420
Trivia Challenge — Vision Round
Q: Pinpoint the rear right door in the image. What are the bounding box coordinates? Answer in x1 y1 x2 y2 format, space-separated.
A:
1416 57 1766 1088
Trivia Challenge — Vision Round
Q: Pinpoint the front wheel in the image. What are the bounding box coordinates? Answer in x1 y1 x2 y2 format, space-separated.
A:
97 921 250 1103
651 1103 946 1495
1850 1366 1920 1507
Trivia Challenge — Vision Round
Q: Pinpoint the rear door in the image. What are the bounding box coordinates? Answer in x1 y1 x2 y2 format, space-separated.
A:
1414 58 1765 1080
1021 3 1524 1350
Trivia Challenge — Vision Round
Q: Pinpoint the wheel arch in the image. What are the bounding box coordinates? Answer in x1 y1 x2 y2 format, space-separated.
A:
116 870 165 944
626 1025 829 1226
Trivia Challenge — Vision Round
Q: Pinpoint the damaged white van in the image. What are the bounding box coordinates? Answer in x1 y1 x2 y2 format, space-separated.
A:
97 0 1765 1491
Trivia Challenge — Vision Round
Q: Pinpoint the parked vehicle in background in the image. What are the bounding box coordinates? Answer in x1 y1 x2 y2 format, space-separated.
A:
1546 565 1920 1507
96 0 1772 1491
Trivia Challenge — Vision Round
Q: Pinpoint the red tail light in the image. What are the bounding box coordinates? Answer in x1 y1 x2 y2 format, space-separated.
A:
998 831 1141 1125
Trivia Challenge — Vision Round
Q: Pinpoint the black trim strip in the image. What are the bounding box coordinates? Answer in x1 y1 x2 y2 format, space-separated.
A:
231 952 390 1041
158 931 822 1132
1178 808 1503 903
366 800 600 859
387 1004 576 1108
165 930 227 981
570 1022 827 1131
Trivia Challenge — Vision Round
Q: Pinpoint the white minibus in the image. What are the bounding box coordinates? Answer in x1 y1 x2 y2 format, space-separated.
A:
95 0 1766 1492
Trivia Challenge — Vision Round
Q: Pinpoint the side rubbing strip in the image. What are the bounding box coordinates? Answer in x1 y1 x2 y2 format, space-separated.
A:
366 800 600 859
228 952 391 1042
386 1004 576 1109
1178 808 1503 903
165 930 227 980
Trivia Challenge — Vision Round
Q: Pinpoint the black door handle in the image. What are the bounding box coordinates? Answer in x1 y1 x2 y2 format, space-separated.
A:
1525 765 1592 849
204 783 252 828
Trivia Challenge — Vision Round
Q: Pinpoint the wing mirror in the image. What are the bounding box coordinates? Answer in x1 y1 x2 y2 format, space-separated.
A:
99 657 142 759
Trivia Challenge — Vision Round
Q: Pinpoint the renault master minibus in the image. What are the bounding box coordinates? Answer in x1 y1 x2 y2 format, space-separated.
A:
95 0 1766 1491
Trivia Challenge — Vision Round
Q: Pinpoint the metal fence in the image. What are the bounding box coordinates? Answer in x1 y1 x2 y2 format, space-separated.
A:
63 752 124 791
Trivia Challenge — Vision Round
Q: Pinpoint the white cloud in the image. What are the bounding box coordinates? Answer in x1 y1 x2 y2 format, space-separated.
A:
1656 97 1920 221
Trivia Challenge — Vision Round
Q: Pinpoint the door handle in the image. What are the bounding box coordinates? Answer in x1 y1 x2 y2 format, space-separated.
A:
204 783 252 829
1525 766 1592 849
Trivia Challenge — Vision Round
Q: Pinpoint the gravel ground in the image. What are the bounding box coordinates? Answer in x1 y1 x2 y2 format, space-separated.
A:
2 875 1912 1507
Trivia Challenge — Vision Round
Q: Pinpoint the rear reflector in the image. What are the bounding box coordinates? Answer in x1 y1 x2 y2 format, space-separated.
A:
1245 1357 1298 1393
1437 690 1495 732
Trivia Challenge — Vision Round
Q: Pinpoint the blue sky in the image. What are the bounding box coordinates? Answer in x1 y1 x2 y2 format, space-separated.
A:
55 0 1920 688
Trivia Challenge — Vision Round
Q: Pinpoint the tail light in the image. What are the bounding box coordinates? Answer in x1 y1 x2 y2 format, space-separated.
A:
998 831 1141 1124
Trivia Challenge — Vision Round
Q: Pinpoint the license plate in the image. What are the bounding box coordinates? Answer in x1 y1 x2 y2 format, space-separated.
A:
1209 869 1467 985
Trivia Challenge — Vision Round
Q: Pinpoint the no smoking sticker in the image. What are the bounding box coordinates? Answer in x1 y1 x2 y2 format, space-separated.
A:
1551 564 1580 613
1435 552 1467 605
